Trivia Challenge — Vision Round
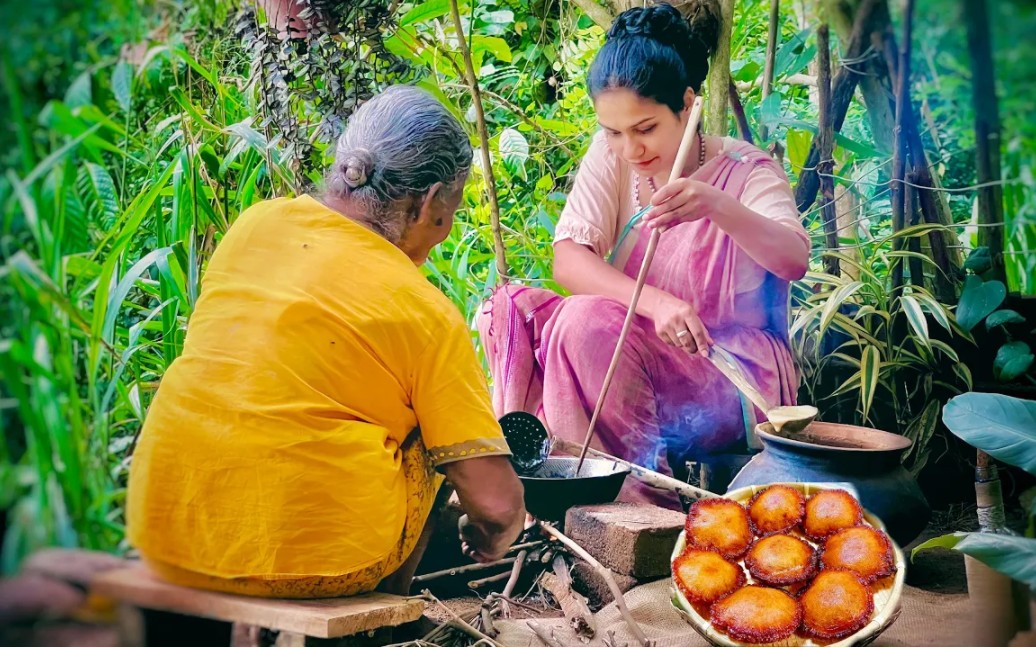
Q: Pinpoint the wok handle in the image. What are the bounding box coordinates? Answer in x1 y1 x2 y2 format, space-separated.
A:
555 438 717 502
575 96 706 474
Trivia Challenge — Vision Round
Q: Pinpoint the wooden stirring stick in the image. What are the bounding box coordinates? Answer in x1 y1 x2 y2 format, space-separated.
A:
575 96 705 474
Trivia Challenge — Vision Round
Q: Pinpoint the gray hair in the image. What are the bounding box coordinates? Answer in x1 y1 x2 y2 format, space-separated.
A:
324 85 473 243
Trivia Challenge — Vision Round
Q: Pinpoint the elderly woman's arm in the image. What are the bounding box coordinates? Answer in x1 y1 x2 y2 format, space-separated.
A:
443 456 526 562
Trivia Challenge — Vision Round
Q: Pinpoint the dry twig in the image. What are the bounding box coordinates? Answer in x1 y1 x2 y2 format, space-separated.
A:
539 523 652 646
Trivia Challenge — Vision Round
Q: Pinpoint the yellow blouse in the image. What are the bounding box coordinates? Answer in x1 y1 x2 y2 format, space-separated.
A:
126 195 509 580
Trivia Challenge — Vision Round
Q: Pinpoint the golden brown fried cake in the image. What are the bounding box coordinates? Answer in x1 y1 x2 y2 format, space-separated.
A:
800 569 875 639
686 498 754 559
672 549 746 606
803 489 863 540
821 526 896 583
745 534 818 586
709 585 802 644
748 484 806 536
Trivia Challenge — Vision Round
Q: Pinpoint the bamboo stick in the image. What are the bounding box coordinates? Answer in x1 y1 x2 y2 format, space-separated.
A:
817 24 840 277
554 438 716 502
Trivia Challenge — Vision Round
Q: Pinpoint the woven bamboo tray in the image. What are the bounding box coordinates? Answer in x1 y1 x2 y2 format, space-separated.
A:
670 482 906 647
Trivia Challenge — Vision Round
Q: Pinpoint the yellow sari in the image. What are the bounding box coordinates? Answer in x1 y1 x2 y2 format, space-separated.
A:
126 195 509 597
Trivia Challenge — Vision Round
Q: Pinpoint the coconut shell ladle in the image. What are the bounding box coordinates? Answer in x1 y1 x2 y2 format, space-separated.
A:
708 346 818 436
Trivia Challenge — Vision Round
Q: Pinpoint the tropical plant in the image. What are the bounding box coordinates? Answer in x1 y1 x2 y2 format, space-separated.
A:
790 224 972 474
955 247 1034 385
912 392 1036 590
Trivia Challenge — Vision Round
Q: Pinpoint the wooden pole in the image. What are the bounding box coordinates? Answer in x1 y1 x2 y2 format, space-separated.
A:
727 79 754 144
448 0 509 282
964 0 1006 283
817 24 840 277
760 0 780 142
794 0 879 212
706 0 735 135
880 27 959 299
889 0 914 292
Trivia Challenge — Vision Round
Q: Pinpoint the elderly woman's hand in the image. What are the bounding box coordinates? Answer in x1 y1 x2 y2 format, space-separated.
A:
642 177 734 233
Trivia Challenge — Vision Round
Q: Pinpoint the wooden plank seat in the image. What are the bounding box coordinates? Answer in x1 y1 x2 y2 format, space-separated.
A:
91 563 425 644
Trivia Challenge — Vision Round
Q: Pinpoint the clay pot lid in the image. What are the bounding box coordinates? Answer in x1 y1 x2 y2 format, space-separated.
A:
755 421 912 452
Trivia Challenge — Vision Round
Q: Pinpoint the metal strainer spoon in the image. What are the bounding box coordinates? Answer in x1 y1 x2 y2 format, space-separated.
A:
499 411 552 475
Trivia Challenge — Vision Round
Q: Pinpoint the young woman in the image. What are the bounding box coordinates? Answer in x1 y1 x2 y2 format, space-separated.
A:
478 2 809 508
127 85 526 598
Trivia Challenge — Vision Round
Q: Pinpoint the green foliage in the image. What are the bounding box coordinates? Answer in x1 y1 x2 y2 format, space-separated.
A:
912 393 1036 589
0 0 1032 571
790 225 970 474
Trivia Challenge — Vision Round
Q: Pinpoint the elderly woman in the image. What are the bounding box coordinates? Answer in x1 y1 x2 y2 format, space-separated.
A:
478 3 809 508
127 85 526 599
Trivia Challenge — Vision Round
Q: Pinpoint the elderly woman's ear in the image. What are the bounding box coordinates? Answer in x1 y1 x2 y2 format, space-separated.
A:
419 182 446 227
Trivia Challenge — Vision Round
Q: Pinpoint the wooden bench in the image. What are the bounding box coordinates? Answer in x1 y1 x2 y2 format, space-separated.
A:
91 563 425 646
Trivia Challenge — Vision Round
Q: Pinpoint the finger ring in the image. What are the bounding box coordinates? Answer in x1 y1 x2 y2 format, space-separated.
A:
676 329 690 338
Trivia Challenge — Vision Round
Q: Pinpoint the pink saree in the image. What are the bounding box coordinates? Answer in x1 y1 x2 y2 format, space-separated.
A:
477 134 808 508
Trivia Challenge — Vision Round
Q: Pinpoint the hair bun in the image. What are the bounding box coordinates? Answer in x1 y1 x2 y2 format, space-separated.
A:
343 149 375 188
607 1 721 59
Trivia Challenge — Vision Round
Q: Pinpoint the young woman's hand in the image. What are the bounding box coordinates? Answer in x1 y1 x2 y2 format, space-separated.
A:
646 290 714 355
642 178 734 233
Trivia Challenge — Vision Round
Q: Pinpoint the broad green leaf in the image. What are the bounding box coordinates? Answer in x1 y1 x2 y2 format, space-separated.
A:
760 92 783 129
986 309 1026 329
64 71 92 109
956 533 1036 590
900 295 930 351
499 128 529 165
956 275 1006 331
860 344 880 422
786 128 811 173
400 0 450 26
471 35 512 63
774 28 814 78
943 393 1036 473
911 532 965 561
112 62 133 113
994 341 1034 382
964 246 992 273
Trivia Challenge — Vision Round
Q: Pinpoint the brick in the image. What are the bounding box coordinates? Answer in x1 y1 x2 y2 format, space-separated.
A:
569 562 641 611
564 503 686 579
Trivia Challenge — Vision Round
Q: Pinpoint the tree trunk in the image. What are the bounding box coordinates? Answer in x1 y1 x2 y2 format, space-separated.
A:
706 0 735 135
728 80 754 143
889 0 914 292
572 0 615 29
794 0 879 212
817 24 840 277
760 0 780 142
824 0 896 153
964 0 1006 282
880 23 961 298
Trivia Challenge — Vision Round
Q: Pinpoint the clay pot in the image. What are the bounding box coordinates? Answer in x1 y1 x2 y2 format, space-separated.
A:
728 421 931 546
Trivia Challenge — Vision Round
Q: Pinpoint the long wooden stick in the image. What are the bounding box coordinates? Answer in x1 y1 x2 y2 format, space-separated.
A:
448 0 509 281
575 97 705 473
555 438 716 502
